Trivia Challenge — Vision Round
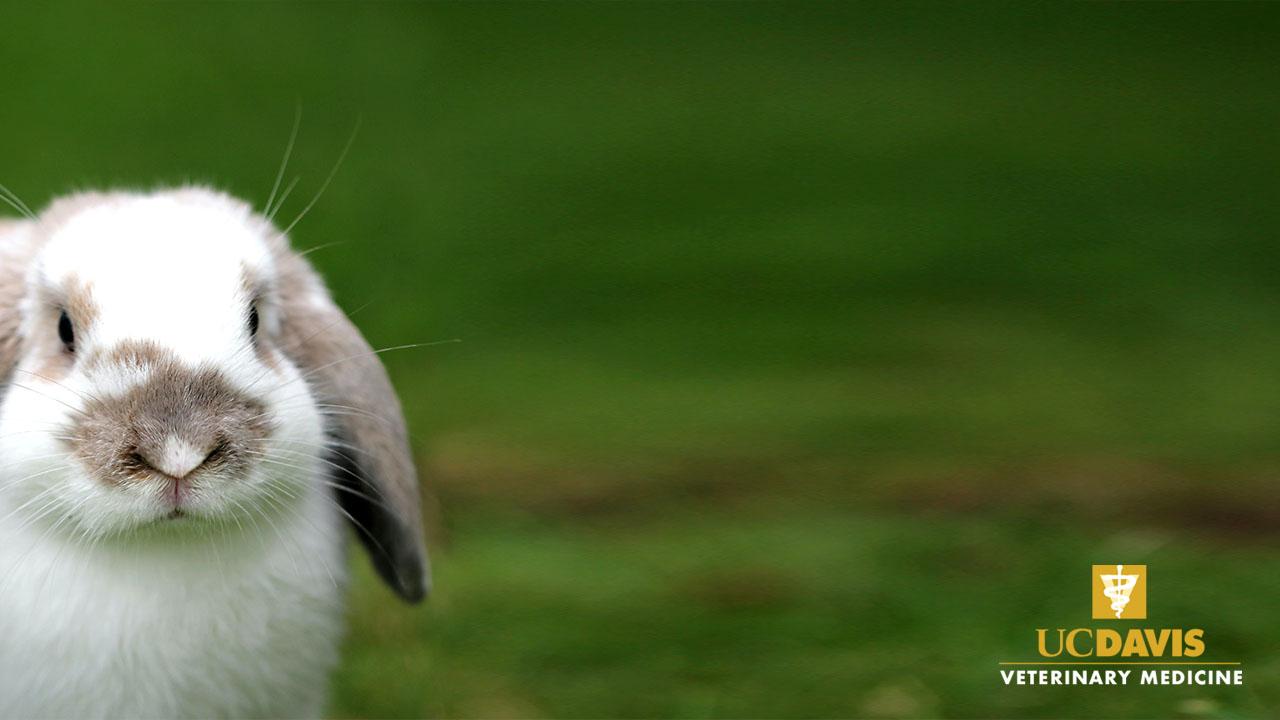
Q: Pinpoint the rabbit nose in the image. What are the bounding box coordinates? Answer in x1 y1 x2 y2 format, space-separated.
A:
132 436 223 480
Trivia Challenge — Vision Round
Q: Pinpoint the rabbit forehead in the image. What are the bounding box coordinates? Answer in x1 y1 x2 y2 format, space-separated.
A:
39 194 274 364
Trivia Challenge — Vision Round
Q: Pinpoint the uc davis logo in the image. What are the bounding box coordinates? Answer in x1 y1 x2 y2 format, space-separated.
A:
1092 564 1146 619
1000 563 1242 687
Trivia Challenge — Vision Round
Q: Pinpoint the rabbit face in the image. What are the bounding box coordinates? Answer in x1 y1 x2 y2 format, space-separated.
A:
0 192 326 539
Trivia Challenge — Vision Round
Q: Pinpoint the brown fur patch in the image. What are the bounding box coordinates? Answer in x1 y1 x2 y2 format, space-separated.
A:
0 221 39 386
2 194 130 388
70 342 272 488
63 274 99 334
85 338 169 372
31 275 101 380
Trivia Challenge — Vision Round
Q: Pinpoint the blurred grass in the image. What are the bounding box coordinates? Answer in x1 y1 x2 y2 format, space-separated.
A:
5 1 1280 717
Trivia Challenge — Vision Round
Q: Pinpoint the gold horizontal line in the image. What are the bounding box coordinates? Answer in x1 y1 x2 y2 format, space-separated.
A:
999 662 1241 666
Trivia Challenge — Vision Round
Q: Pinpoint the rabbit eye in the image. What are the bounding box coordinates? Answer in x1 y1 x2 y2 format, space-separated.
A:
248 304 260 337
57 310 75 352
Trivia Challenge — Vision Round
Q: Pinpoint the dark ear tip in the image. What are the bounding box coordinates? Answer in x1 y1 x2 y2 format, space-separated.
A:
358 522 431 603
398 579 429 604
393 555 431 604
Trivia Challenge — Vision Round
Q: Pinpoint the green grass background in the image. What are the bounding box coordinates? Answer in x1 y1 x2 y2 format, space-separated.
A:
4 2 1280 717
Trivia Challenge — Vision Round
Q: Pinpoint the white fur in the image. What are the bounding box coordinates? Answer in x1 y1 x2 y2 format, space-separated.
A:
0 485 347 719
0 190 354 718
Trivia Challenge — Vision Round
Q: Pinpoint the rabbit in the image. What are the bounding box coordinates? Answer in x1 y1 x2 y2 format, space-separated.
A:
0 187 428 719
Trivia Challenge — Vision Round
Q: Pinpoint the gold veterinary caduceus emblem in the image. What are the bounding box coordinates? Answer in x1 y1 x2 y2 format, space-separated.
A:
1092 564 1146 620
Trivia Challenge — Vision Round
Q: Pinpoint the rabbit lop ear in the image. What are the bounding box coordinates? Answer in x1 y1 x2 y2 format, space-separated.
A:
0 220 36 393
274 249 429 603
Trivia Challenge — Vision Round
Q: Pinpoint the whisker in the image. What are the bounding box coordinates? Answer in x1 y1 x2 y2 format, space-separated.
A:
316 486 393 567
259 470 391 569
265 104 302 218
297 240 347 258
0 418 78 442
0 182 35 219
0 496 72 597
15 368 105 406
0 479 66 528
264 339 461 396
222 495 248 536
226 494 276 565
281 116 361 237
237 298 376 394
0 452 72 473
313 403 398 427
256 453 392 511
268 176 301 222
8 382 87 418
256 477 340 591
272 437 372 470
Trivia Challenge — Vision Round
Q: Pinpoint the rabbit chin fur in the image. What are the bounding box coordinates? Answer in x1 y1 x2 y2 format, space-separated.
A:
0 485 348 719
0 190 417 719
